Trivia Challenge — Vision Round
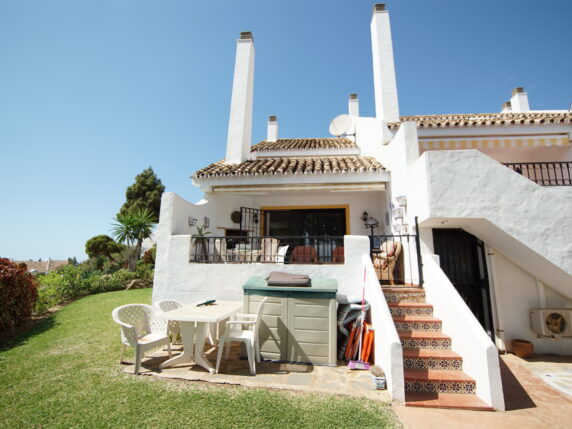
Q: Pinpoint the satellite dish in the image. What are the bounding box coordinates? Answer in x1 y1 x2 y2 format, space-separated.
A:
329 114 355 136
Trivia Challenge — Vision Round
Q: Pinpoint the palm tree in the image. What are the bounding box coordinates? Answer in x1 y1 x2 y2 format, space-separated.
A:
112 208 155 271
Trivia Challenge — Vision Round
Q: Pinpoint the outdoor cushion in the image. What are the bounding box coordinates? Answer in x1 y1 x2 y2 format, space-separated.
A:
266 271 310 286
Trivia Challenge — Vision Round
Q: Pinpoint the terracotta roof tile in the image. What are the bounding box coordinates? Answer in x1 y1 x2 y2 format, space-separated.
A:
388 112 572 129
251 138 357 152
194 156 384 179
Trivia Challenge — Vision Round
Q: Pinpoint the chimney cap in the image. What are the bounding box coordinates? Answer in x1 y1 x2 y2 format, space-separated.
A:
502 101 512 109
373 4 386 12
240 31 253 40
512 87 524 96
349 93 358 100
268 115 277 122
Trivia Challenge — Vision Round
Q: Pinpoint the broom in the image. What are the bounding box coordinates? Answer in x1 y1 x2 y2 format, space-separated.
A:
348 267 371 370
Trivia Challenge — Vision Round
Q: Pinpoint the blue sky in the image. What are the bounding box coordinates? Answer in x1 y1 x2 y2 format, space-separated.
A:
1 0 571 261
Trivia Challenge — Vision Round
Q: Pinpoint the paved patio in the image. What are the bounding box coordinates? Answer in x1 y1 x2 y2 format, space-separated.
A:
393 353 572 429
520 353 572 398
124 343 390 401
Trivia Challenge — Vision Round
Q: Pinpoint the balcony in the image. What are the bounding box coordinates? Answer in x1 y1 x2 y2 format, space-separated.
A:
503 161 572 186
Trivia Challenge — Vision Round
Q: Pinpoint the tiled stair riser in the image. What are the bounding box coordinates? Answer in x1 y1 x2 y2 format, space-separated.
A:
394 320 441 332
389 305 433 317
383 292 426 303
404 380 476 394
404 357 463 371
401 337 451 350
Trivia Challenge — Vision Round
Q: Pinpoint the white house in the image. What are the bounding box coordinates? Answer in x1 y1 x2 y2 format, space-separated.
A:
153 4 571 410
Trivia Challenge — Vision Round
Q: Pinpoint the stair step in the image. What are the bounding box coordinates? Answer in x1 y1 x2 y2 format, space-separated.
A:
405 393 493 410
404 369 476 394
382 287 425 293
403 349 463 371
392 316 442 332
382 282 419 288
399 331 451 349
388 302 433 317
383 288 426 303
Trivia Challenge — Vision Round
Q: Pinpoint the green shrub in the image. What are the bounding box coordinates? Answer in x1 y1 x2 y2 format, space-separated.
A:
0 258 38 330
87 269 138 294
35 265 141 314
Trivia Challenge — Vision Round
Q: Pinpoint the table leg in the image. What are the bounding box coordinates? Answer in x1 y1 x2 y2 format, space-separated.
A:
159 321 196 369
193 322 215 374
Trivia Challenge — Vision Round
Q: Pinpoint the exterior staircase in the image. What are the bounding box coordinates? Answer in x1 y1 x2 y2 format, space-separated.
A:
383 285 494 410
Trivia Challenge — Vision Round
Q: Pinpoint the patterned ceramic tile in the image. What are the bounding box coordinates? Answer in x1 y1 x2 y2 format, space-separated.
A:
404 357 463 371
401 337 451 350
389 306 433 317
394 321 441 332
405 379 476 394
383 292 426 303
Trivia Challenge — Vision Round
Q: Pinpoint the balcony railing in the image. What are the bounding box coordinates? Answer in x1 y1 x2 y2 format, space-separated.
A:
190 235 345 264
370 231 423 286
503 161 572 186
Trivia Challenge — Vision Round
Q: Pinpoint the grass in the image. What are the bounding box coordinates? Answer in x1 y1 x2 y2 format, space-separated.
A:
0 289 400 429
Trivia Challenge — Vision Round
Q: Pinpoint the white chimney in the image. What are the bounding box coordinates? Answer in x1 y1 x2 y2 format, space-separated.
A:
225 32 255 164
510 87 530 113
348 93 360 117
501 101 512 113
267 115 278 142
371 4 400 122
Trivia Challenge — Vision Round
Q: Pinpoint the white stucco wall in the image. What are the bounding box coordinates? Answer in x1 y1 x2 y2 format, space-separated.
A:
488 249 572 354
411 150 572 301
363 254 404 402
154 193 373 304
157 190 391 239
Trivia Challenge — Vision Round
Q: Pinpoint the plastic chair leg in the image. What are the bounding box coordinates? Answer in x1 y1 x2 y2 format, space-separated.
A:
119 344 126 363
216 338 225 374
246 340 255 375
167 341 172 358
255 338 261 363
134 347 142 375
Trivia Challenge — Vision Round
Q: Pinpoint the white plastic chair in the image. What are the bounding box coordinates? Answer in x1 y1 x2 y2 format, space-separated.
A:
155 299 184 345
216 297 268 375
275 245 289 264
112 304 171 375
213 238 227 262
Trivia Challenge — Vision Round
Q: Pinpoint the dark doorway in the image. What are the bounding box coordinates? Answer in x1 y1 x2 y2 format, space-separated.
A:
433 229 495 339
265 208 347 237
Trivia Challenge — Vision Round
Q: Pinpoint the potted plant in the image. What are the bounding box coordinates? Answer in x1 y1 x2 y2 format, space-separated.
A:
370 365 386 390
192 225 211 262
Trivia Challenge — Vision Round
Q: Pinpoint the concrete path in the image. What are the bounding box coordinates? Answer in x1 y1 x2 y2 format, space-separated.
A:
124 344 391 402
393 354 572 429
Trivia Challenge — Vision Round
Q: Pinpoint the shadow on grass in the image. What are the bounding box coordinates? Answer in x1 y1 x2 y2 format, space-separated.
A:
0 315 56 352
500 357 536 411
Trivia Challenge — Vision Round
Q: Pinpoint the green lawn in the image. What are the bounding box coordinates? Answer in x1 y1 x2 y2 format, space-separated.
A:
0 288 399 429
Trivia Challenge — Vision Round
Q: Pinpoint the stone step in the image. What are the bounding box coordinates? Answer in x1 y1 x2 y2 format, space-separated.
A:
392 315 442 332
388 302 433 317
404 369 476 394
399 331 452 350
383 288 426 303
405 392 493 410
403 349 463 371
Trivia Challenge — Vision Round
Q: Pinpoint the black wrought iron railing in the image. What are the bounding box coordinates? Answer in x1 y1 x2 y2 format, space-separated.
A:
503 161 572 186
369 227 423 286
190 235 345 264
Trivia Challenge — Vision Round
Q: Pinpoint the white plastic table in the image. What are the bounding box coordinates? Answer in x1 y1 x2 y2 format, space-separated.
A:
157 300 242 373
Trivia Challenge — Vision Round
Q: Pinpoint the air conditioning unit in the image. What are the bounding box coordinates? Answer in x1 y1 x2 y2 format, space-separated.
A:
530 308 572 337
